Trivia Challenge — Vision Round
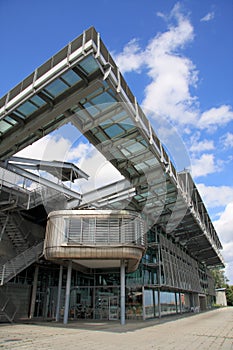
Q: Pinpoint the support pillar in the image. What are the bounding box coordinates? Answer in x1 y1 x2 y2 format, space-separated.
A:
175 292 178 314
179 292 182 314
56 265 63 322
192 293 195 309
152 288 156 317
120 259 125 325
142 286 146 320
158 288 161 318
29 265 39 319
63 261 72 324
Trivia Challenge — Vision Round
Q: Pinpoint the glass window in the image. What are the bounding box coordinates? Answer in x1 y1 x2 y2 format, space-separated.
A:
17 101 38 116
61 70 82 86
78 55 99 75
144 289 154 319
44 78 69 98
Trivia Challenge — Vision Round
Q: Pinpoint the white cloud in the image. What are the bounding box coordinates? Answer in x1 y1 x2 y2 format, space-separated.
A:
16 134 71 162
221 242 233 285
191 153 219 177
190 139 215 153
114 3 199 126
67 142 94 163
197 183 233 208
221 132 233 149
114 5 233 133
77 147 123 193
198 105 233 130
142 7 199 125
200 12 215 22
214 203 233 244
16 132 123 194
213 203 233 284
113 39 144 74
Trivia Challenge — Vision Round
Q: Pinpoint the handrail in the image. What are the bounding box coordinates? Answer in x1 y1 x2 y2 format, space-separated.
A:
0 241 43 285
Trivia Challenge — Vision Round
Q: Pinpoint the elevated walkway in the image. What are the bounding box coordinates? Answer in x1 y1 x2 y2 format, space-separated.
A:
0 26 224 268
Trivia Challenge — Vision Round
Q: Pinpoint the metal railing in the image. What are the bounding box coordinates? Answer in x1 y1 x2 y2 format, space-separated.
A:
65 215 146 247
0 241 44 285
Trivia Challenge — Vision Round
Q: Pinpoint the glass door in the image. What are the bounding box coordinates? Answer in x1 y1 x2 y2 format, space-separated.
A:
109 296 119 320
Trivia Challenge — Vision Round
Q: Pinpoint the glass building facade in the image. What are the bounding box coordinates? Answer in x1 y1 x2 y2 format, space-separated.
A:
0 27 223 323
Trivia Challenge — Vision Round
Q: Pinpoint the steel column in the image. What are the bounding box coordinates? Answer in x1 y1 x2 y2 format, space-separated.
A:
120 259 125 325
29 265 39 319
56 265 63 322
63 261 72 324
158 288 161 318
179 292 182 314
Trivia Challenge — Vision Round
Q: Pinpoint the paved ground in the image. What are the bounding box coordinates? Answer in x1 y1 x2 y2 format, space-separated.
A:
0 307 233 349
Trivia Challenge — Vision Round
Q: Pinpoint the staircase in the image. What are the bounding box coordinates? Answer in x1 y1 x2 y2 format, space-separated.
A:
0 213 30 253
0 241 44 286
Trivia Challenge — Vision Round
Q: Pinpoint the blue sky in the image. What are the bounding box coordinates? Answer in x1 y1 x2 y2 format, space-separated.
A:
0 0 233 283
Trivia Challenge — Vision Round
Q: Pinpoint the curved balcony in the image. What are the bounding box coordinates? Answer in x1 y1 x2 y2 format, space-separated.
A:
44 210 146 272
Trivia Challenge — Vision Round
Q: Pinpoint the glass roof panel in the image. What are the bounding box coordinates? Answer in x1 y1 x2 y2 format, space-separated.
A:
127 167 138 176
30 95 46 107
44 78 69 98
81 87 105 103
135 162 150 171
122 116 135 126
83 102 99 117
61 70 82 86
71 106 90 123
0 120 12 133
16 101 38 117
146 158 159 166
104 124 124 138
91 92 117 110
5 116 17 125
111 110 128 122
71 107 88 122
121 123 135 132
78 55 99 75
121 148 131 157
12 111 26 120
94 131 107 142
110 149 124 158
125 142 146 154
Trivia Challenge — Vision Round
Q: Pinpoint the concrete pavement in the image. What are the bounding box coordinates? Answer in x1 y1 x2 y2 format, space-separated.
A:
0 307 232 349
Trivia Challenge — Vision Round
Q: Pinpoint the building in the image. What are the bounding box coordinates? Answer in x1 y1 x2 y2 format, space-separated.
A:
0 27 224 324
215 288 227 306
